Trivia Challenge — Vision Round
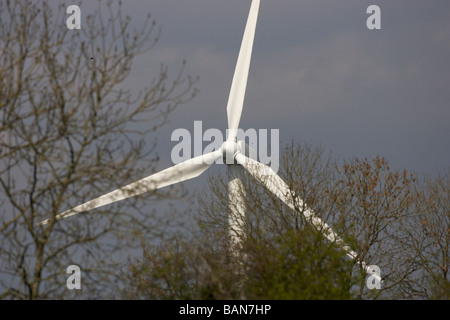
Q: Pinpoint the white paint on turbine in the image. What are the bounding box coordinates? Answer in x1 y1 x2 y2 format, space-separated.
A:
226 0 260 142
228 165 247 255
38 150 222 226
235 152 381 282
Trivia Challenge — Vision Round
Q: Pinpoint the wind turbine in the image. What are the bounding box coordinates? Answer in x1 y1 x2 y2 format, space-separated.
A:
39 0 380 283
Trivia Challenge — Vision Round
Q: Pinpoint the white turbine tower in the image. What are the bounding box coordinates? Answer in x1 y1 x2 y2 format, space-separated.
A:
39 0 380 283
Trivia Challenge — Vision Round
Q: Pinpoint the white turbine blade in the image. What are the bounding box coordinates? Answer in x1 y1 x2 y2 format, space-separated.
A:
235 153 380 280
38 150 222 226
226 0 260 140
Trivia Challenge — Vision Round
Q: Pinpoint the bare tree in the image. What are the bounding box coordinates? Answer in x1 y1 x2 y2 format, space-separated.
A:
121 141 445 300
120 142 356 299
397 170 450 299
329 155 417 298
0 0 197 299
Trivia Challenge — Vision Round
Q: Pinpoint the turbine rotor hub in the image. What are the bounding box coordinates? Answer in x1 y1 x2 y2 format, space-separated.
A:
222 140 241 165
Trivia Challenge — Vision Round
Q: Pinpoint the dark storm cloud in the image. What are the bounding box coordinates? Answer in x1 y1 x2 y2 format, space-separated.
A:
80 0 450 174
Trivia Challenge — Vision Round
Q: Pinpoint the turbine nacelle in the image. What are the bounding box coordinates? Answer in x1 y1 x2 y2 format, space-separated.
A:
222 139 241 164
221 139 257 165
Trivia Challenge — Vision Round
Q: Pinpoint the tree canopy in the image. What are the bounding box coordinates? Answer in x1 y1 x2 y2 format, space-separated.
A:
121 142 449 300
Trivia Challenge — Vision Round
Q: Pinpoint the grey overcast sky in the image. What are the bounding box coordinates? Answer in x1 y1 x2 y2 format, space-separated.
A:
81 0 450 176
